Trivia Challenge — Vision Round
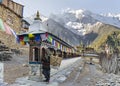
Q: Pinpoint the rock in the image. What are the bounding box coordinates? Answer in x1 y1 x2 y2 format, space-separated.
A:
55 75 67 83
65 71 71 77
79 67 82 72
0 52 12 61
96 73 120 86
22 64 29 67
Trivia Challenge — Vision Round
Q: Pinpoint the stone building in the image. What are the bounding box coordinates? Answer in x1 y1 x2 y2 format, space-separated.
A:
0 0 24 48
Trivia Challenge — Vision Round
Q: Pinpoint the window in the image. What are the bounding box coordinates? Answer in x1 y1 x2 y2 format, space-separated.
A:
33 47 40 62
22 21 29 29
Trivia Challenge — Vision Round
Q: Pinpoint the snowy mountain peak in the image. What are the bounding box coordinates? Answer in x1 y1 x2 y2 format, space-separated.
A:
49 8 120 35
102 13 115 17
63 8 85 15
102 13 120 21
61 8 92 19
62 8 91 15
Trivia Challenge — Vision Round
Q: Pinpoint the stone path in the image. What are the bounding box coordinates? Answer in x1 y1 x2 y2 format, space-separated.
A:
59 61 103 86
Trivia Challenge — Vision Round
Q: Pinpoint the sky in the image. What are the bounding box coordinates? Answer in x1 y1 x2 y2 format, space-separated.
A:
13 0 120 17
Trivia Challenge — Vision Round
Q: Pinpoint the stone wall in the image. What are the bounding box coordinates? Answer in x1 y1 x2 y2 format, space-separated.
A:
0 5 22 49
0 5 22 31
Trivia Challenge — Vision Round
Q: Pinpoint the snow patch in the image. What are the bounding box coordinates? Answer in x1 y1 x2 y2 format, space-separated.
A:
55 75 67 83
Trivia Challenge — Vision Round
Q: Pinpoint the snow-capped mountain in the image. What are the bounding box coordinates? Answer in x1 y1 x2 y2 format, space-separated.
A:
49 9 120 35
50 9 98 35
102 13 120 21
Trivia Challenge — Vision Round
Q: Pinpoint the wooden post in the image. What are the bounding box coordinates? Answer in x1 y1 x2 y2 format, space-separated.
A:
39 46 43 81
33 48 35 61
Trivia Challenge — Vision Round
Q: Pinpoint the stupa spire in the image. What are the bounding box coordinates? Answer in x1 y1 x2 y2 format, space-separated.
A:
34 11 42 21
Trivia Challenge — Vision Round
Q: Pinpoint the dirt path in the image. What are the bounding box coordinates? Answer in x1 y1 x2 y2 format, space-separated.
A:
4 55 29 84
59 61 103 86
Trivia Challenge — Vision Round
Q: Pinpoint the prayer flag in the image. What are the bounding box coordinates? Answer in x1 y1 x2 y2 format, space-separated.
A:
10 28 19 43
40 34 47 41
35 34 41 42
24 35 29 42
0 19 5 31
4 23 12 35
